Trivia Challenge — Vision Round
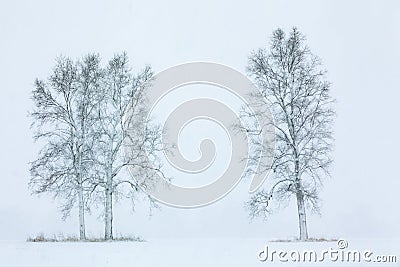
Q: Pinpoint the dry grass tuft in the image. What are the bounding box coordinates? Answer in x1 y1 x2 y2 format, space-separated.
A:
270 237 338 242
27 233 145 242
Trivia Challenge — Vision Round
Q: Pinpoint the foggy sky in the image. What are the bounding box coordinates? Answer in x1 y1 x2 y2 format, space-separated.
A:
0 0 399 240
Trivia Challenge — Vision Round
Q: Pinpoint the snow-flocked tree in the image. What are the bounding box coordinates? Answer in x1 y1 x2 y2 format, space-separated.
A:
91 53 161 240
242 28 335 240
30 54 102 240
30 53 161 240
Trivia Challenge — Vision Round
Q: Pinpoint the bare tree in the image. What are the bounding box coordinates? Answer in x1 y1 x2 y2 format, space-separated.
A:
91 53 161 240
242 28 335 240
30 54 102 240
30 52 162 241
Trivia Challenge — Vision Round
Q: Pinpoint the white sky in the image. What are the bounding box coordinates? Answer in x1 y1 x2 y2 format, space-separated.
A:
0 0 399 240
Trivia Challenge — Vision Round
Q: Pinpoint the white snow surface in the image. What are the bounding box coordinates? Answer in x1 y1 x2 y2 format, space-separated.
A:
0 238 398 267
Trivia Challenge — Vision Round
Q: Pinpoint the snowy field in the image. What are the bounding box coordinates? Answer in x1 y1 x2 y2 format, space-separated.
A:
0 239 398 267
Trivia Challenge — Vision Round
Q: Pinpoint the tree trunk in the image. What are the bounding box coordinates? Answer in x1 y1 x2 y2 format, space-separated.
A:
296 191 308 241
104 185 113 240
294 154 308 241
78 185 86 240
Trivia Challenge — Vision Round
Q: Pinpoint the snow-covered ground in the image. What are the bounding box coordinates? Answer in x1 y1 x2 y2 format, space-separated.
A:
0 239 398 267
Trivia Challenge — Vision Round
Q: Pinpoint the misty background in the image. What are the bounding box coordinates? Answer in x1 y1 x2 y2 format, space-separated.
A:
0 0 399 240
